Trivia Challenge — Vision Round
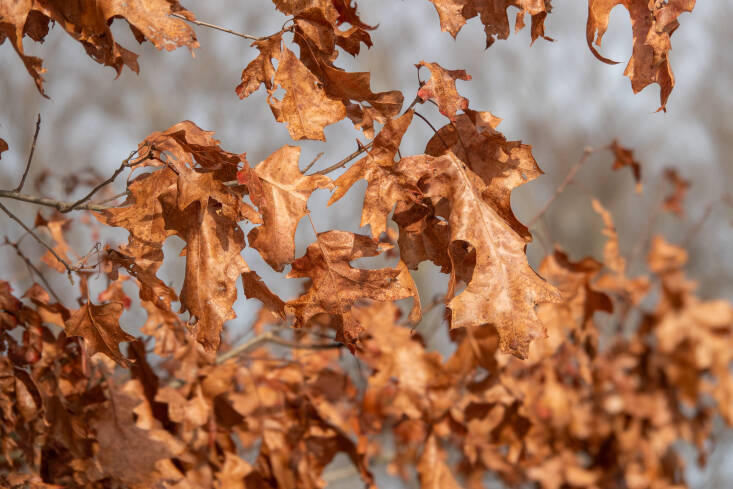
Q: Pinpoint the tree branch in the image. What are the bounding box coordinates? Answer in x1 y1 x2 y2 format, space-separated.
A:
0 201 75 277
216 331 343 365
0 190 109 212
314 140 373 175
528 146 596 229
170 12 262 41
14 114 41 192
312 95 422 176
0 149 148 212
3 238 62 303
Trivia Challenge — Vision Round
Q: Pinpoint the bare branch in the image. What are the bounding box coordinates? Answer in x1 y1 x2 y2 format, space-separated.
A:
528 146 596 229
302 151 324 173
0 149 148 212
313 95 421 176
15 114 41 192
0 190 108 212
314 140 373 175
0 201 74 276
216 331 343 365
3 238 62 303
61 149 146 212
170 12 262 41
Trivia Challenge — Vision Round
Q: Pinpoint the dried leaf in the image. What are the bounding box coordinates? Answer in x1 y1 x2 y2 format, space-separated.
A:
330 111 415 238
426 0 553 47
65 301 133 366
238 145 331 271
662 168 690 217
586 0 695 110
286 230 420 345
609 139 642 193
396 152 560 358
267 47 347 140
418 434 464 489
417 61 471 121
0 0 198 95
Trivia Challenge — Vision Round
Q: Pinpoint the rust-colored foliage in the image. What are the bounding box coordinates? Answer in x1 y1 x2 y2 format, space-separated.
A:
0 0 198 95
586 0 695 110
0 1 725 489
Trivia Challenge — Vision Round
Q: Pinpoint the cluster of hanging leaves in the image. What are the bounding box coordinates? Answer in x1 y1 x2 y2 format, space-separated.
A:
0 0 198 96
1 0 726 488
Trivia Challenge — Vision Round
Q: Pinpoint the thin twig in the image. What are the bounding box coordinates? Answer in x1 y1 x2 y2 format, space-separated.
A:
0 190 108 212
313 95 421 176
314 140 373 175
0 201 74 276
528 146 596 229
215 331 342 365
629 182 664 264
15 114 41 192
3 239 62 303
302 152 324 173
92 190 128 206
413 111 449 149
0 150 147 212
681 201 716 249
170 12 261 41
61 150 144 213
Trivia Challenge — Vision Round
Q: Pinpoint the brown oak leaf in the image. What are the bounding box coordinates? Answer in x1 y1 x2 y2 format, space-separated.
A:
0 0 198 95
426 0 553 47
609 139 642 193
417 61 471 121
101 121 264 351
329 111 415 238
268 47 347 141
286 230 421 346
586 0 695 110
65 301 134 366
395 152 560 358
236 33 283 100
238 145 332 271
662 168 689 217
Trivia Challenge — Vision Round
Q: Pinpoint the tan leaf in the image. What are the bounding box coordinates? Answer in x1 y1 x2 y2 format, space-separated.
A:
592 198 649 305
329 111 415 238
395 152 560 358
286 230 420 346
267 47 347 141
417 61 471 121
0 0 198 95
586 0 695 110
418 434 464 489
238 145 331 271
64 301 134 366
34 212 74 274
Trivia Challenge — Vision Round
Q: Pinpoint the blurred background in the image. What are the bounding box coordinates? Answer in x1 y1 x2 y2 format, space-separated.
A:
0 1 731 487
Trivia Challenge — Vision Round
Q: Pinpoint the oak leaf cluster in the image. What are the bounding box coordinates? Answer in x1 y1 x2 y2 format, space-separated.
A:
0 1 723 489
